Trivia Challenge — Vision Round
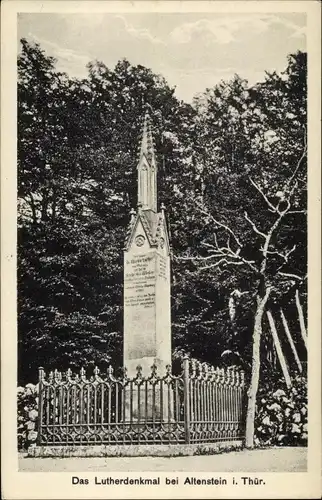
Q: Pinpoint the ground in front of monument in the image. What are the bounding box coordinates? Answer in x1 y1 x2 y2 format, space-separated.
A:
19 447 307 473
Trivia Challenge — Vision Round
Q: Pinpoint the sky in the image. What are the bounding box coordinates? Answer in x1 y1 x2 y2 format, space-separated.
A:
18 12 306 102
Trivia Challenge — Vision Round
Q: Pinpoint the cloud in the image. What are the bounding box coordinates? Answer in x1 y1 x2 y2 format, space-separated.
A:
169 14 306 45
170 19 234 45
25 33 90 76
169 66 238 76
170 16 267 45
114 15 166 45
289 26 306 39
268 15 306 38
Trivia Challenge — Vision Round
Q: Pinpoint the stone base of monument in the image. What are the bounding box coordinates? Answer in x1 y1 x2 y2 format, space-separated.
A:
27 441 243 458
123 386 175 422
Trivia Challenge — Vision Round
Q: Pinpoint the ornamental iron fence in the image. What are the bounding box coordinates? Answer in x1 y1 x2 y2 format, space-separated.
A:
37 359 246 446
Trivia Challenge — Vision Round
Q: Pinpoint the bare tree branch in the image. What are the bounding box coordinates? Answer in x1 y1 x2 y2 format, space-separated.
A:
277 271 304 281
177 201 260 273
249 133 306 222
249 178 277 212
195 201 242 248
284 244 297 261
187 143 306 279
244 211 267 239
201 241 219 251
264 244 296 263
177 248 258 273
199 259 245 271
176 254 216 262
193 292 214 305
285 129 307 189
287 210 307 215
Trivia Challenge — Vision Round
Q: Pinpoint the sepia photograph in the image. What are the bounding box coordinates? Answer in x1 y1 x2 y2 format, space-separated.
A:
1 1 321 499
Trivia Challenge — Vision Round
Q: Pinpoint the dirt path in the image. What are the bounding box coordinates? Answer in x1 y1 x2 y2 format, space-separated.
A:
19 447 307 473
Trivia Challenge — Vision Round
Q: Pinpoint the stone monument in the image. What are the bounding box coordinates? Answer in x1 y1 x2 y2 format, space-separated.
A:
123 106 172 419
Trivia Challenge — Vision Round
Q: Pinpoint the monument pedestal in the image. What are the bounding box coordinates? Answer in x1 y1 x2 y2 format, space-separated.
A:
123 384 174 422
123 225 173 421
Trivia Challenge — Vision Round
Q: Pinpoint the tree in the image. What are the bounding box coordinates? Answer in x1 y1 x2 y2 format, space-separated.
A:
177 52 307 447
17 40 196 383
18 36 307 448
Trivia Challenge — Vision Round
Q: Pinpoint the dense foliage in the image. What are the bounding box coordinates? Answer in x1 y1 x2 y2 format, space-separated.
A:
255 376 307 446
18 38 307 386
17 383 39 450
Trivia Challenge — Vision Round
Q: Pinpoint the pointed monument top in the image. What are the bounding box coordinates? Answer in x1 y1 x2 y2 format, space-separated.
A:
124 106 171 252
138 105 156 166
137 105 157 212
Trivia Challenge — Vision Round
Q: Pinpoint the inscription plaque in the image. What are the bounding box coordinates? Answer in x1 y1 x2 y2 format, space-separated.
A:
124 253 157 359
158 254 167 279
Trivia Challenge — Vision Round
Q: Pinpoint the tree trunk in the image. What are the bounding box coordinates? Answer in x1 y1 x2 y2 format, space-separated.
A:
295 289 307 350
267 310 292 388
280 308 302 373
245 286 271 448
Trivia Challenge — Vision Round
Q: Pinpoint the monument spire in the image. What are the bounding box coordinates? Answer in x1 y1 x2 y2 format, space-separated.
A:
137 105 157 213
123 104 172 406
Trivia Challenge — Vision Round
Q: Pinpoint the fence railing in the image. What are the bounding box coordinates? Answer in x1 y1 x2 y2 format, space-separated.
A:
37 359 246 446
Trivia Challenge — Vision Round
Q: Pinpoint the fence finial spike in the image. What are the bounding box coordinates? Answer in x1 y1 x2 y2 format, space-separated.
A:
181 356 186 369
66 368 72 381
54 369 59 383
136 365 142 377
80 366 86 380
202 363 208 378
94 366 100 380
38 367 45 382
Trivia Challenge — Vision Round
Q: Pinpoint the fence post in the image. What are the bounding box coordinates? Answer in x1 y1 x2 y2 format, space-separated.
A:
37 367 44 445
183 357 191 444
